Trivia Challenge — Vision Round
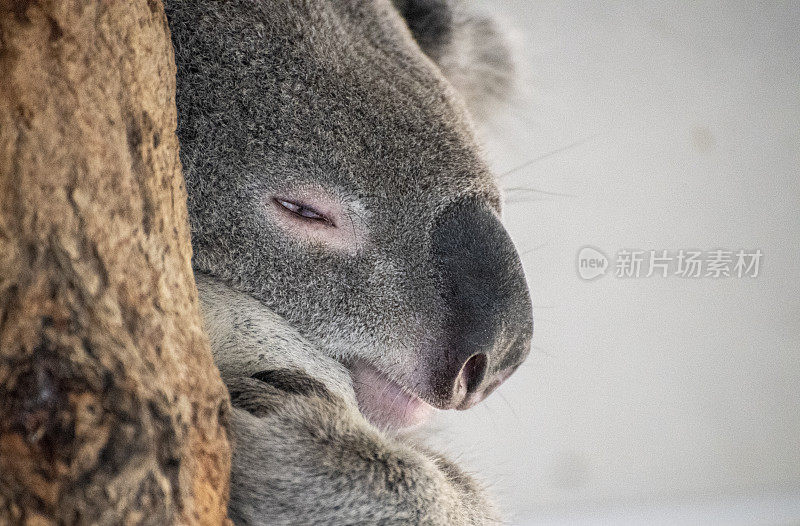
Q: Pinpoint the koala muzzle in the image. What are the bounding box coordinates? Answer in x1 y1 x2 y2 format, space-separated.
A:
431 200 534 410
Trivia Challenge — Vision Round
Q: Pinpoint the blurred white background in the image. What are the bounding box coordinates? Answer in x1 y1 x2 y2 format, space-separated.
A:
426 2 800 524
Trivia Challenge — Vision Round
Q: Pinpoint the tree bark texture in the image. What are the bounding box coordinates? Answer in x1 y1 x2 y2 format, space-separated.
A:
0 1 232 523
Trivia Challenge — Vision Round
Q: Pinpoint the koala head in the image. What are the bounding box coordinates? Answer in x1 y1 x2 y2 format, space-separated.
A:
167 0 532 430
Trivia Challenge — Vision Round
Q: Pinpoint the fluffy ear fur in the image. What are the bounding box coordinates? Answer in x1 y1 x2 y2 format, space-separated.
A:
393 0 517 119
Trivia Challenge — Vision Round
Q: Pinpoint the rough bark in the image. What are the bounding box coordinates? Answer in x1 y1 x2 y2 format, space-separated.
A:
0 1 232 524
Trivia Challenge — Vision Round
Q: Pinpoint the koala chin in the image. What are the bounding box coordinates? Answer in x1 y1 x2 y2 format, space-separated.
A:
166 0 533 523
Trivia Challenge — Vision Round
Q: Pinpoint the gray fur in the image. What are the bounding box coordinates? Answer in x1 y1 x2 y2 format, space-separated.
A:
227 384 499 525
199 276 500 524
393 0 517 120
166 0 531 523
199 280 500 524
197 274 357 405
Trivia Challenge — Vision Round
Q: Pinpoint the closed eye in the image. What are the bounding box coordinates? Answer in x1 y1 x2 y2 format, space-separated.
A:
274 198 331 224
267 188 365 254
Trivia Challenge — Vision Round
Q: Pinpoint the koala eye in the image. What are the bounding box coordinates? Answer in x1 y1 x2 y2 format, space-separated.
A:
275 198 331 224
268 189 365 254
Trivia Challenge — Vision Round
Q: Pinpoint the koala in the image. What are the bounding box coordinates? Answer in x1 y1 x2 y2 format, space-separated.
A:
165 0 533 524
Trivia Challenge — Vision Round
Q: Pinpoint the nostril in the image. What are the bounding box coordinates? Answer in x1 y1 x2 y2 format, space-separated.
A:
458 354 487 395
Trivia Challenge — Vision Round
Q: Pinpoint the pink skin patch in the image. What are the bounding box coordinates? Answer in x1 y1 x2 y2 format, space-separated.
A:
348 360 436 431
267 186 365 254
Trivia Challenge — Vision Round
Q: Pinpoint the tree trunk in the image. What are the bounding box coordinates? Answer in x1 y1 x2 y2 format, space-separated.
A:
0 1 232 524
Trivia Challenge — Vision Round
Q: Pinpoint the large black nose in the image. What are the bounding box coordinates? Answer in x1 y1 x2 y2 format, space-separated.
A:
430 200 533 409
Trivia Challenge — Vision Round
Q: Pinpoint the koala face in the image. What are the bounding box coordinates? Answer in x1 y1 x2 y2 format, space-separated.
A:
167 0 533 430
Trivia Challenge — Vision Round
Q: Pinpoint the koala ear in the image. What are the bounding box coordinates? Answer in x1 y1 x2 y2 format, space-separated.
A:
393 0 516 120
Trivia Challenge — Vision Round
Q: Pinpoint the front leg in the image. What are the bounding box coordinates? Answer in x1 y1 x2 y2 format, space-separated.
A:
195 273 356 405
226 373 499 526
196 274 499 524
